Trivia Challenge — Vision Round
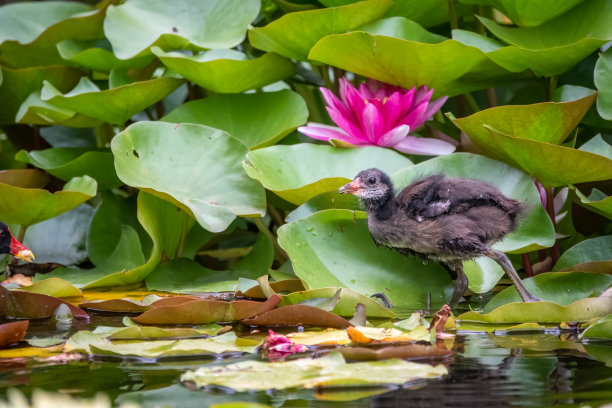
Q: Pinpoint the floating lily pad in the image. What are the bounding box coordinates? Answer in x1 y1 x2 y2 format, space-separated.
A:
484 272 612 312
581 314 612 340
182 352 447 391
78 295 196 313
362 17 447 44
66 331 258 358
146 234 273 293
0 65 80 125
15 91 102 128
107 324 225 340
112 122 266 232
243 144 412 205
0 170 97 227
15 148 121 189
19 278 81 298
309 32 519 98
278 287 396 319
277 209 453 309
0 285 88 320
162 90 308 149
133 295 281 325
57 38 153 72
152 48 295 93
553 236 612 272
595 48 612 120
241 304 352 328
41 77 184 125
458 297 612 324
104 0 260 59
463 0 586 27
239 279 306 298
0 321 29 349
0 2 103 68
248 0 391 61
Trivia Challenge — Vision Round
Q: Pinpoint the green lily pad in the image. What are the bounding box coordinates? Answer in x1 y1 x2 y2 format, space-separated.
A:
19 278 81 298
447 93 596 145
484 272 612 312
152 48 295 93
309 32 519 98
461 0 586 27
278 287 396 319
57 38 153 72
146 233 273 293
162 90 308 149
458 297 612 323
40 76 184 125
112 122 266 232
182 351 447 391
277 209 453 309
107 324 225 340
15 148 121 189
0 170 96 227
595 47 612 120
0 65 80 125
104 0 260 60
66 331 259 358
249 0 391 61
286 190 361 223
553 236 612 272
573 187 612 221
361 17 447 44
449 119 612 189
581 314 612 340
392 153 555 253
243 144 412 205
15 91 102 128
0 2 104 68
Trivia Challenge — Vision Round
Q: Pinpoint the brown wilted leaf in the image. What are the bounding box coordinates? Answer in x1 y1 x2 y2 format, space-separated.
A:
0 321 29 348
0 285 88 320
241 304 351 328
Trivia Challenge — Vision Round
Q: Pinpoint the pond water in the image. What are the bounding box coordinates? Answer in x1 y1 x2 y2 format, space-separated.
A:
1 314 611 408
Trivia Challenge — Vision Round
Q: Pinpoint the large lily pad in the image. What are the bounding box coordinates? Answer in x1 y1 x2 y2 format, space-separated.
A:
162 90 308 149
248 0 391 61
553 236 612 272
0 65 81 125
112 122 266 232
0 1 104 68
0 285 88 320
277 209 453 309
241 304 352 328
573 187 612 221
182 352 447 391
450 119 612 189
243 144 412 205
56 38 153 72
104 0 260 59
446 93 596 145
146 234 273 293
461 0 586 27
0 170 96 227
15 148 121 189
19 278 81 298
458 297 612 324
152 48 295 94
15 90 102 128
484 272 612 312
40 76 184 125
309 32 520 98
581 314 612 340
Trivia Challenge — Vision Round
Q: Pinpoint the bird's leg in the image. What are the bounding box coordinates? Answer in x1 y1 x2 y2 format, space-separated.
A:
445 261 468 307
370 293 393 308
487 250 540 302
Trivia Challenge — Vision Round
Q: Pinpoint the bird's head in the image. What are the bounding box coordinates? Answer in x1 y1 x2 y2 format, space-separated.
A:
339 168 394 205
0 221 35 263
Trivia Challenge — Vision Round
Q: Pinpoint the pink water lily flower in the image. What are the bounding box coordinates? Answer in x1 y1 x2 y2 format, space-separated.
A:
298 77 455 155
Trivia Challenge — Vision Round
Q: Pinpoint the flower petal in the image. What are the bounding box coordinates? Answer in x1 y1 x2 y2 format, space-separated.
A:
327 107 368 143
358 83 374 99
393 136 456 155
423 96 448 121
378 125 410 147
298 123 350 142
320 87 355 123
398 99 429 129
380 91 403 130
361 102 385 143
338 77 354 104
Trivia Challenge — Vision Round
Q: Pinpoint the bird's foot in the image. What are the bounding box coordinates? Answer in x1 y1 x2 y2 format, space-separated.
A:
520 292 540 303
370 292 393 308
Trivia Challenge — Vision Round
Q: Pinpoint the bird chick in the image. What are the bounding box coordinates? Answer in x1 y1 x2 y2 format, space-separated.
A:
339 168 539 306
0 221 35 263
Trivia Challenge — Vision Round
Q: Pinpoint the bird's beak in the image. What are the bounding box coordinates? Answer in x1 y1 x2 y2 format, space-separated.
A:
10 235 35 263
339 178 362 194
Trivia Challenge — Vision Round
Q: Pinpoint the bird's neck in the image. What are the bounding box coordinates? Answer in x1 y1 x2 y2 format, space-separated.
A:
363 191 395 220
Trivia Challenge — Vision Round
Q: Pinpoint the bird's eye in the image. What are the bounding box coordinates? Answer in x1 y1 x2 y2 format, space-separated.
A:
367 177 376 184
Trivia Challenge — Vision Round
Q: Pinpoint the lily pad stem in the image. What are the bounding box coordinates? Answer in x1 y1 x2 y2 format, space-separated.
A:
545 188 561 264
447 0 458 30
522 253 533 277
464 93 481 112
549 76 557 101
252 217 288 263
